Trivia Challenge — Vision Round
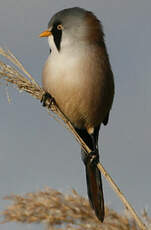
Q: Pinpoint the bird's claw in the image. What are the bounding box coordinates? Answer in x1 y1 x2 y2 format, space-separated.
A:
41 92 55 108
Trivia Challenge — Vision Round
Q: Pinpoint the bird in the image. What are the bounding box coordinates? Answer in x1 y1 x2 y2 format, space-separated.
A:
40 7 114 222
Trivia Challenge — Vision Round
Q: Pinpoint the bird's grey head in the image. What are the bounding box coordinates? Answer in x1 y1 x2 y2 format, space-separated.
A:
40 7 104 52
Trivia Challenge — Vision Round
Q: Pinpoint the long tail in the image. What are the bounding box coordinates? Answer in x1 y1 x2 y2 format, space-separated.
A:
75 127 104 221
82 149 105 222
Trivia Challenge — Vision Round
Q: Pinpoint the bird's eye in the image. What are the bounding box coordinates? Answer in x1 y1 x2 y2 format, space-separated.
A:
57 24 63 30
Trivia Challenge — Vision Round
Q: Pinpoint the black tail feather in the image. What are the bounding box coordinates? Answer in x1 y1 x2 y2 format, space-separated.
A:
75 127 104 222
82 149 105 222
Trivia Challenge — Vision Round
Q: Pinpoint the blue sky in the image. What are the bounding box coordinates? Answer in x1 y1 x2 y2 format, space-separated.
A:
0 1 151 229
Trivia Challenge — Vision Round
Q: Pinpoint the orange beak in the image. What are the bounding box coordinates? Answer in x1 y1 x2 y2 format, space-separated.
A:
39 30 52 37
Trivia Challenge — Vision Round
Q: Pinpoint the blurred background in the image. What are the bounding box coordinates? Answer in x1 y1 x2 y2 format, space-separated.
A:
0 0 151 229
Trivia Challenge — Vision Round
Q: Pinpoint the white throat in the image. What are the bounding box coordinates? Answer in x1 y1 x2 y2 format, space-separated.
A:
48 33 80 54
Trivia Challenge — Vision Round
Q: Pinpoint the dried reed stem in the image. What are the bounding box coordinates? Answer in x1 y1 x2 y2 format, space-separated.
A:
0 47 147 230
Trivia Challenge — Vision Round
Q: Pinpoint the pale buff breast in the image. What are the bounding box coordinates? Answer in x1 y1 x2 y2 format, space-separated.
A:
42 45 114 129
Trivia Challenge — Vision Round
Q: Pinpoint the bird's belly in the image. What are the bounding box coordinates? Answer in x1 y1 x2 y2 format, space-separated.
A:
43 69 90 128
43 73 106 129
42 52 112 129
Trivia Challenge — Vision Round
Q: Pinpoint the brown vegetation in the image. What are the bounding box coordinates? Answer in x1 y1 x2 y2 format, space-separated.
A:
2 187 150 230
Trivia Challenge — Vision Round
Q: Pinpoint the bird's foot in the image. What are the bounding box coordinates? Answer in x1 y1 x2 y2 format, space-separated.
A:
41 92 55 108
82 149 99 168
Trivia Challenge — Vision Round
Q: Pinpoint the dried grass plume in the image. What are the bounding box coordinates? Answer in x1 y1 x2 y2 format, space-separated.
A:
2 188 151 230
